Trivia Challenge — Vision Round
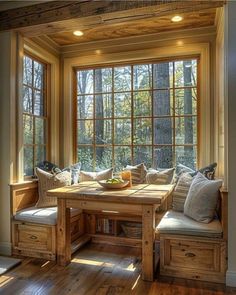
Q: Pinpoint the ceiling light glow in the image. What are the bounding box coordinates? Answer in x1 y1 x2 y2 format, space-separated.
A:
73 30 84 36
171 15 183 22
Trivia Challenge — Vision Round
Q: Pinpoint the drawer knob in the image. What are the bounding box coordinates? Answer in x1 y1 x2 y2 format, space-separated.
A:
185 252 196 258
30 235 37 240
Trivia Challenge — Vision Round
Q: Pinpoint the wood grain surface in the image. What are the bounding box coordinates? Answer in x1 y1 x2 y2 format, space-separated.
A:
1 243 235 295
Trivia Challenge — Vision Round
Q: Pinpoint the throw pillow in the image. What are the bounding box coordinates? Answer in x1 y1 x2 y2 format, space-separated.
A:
63 162 81 184
174 162 217 183
146 168 175 185
35 167 71 208
172 172 193 212
176 163 195 175
194 162 217 180
125 163 147 184
79 168 113 182
184 172 222 223
37 160 61 174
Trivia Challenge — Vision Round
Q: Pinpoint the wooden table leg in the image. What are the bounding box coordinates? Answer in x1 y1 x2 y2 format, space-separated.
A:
57 198 71 266
142 204 155 281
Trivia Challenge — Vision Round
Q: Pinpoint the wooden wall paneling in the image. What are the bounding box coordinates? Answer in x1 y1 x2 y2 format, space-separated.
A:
10 181 38 215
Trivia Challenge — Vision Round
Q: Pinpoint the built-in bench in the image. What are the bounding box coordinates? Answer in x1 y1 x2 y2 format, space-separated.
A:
10 180 227 284
156 189 228 284
10 181 85 260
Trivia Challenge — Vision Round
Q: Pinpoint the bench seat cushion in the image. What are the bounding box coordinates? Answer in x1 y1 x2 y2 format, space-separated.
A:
14 207 82 226
156 210 222 238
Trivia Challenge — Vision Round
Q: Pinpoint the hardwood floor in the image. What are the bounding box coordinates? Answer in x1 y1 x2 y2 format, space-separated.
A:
0 243 236 295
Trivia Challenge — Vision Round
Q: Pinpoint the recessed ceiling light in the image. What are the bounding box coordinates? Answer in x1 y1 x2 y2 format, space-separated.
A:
73 30 84 36
171 15 183 22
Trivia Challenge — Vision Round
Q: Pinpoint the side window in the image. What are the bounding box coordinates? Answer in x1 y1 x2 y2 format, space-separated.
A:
22 55 48 177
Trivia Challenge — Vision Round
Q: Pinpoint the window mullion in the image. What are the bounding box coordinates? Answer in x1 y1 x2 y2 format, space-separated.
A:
131 65 134 165
93 69 96 170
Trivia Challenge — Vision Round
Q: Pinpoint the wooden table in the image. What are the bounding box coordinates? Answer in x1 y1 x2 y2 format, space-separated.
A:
47 181 174 281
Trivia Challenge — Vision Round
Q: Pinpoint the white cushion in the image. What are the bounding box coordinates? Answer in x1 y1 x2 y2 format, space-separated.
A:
80 168 113 182
14 207 82 226
157 210 222 238
184 172 222 223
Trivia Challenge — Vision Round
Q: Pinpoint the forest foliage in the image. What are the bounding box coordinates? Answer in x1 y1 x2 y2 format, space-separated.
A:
22 56 198 175
76 59 197 172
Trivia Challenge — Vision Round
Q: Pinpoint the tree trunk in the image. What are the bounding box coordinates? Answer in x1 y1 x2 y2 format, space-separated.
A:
153 63 172 168
78 71 87 143
95 69 104 160
183 60 194 168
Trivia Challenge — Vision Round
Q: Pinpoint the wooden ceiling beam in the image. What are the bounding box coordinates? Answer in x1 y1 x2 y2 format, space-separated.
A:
0 0 170 31
0 0 225 34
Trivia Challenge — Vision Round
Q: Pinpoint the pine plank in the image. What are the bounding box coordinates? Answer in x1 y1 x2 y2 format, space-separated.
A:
1 244 235 295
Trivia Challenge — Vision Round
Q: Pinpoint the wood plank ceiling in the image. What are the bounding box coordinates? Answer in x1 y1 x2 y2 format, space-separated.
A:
0 0 226 47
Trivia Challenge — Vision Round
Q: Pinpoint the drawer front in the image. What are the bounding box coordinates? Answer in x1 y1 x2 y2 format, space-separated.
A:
13 223 55 253
165 239 220 272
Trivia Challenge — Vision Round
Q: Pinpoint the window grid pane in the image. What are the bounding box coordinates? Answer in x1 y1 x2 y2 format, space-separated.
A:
23 55 47 177
76 58 198 170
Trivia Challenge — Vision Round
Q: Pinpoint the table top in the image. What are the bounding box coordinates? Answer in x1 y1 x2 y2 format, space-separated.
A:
47 181 174 205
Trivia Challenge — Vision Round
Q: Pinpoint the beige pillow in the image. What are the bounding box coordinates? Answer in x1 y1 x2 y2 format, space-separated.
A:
146 168 175 185
125 163 147 184
79 168 113 182
35 167 71 208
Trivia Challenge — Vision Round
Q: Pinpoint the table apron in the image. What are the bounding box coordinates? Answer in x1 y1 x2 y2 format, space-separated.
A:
66 199 143 215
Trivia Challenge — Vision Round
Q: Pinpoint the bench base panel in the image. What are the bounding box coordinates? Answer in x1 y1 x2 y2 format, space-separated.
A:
12 213 84 260
160 234 227 284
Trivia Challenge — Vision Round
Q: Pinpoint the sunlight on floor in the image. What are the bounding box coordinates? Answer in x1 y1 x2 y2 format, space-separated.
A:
126 263 136 272
41 261 51 268
72 258 114 267
132 274 141 290
72 258 137 272
0 275 14 288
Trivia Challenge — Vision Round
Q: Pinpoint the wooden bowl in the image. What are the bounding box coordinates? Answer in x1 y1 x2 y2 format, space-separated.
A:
97 180 129 189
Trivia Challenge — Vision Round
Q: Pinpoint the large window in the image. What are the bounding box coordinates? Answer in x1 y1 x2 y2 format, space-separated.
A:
75 58 198 171
23 55 48 176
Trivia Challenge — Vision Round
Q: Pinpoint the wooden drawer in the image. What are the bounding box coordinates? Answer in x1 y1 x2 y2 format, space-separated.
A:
12 221 56 260
160 235 227 283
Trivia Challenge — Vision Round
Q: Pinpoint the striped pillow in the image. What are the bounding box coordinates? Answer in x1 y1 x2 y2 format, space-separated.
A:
146 168 175 185
146 171 169 185
172 172 193 212
35 167 71 208
125 163 147 184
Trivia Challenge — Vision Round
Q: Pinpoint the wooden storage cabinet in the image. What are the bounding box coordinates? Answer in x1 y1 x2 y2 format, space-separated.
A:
12 221 56 260
12 213 84 260
160 235 227 283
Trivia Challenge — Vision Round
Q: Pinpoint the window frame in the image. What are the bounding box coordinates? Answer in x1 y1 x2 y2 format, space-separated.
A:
22 52 50 178
73 55 200 170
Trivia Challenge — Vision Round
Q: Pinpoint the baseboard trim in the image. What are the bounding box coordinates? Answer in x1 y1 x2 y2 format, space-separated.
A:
226 270 236 287
0 242 12 256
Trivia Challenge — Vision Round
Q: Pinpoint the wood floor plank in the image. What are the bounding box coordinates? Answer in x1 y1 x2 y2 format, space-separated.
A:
0 243 236 295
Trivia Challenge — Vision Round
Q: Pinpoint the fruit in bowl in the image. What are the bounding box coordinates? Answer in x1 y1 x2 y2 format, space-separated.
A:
106 178 124 184
98 178 129 189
